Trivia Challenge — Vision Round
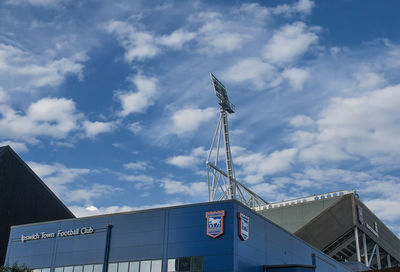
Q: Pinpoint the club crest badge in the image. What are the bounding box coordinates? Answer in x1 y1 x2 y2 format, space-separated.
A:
206 210 225 238
238 212 249 241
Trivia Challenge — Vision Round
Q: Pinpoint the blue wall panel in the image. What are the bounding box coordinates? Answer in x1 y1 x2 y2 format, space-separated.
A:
6 201 352 272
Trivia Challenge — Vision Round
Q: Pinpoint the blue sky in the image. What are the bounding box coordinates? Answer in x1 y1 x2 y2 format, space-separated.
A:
1 0 400 236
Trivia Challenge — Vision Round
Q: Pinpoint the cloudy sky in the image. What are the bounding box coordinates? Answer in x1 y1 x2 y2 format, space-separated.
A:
1 0 399 236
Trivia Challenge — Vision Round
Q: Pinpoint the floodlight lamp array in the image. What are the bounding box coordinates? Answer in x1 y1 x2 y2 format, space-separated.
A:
210 73 235 113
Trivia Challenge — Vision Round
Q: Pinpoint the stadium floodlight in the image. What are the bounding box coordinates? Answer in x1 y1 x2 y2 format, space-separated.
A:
206 73 268 208
210 73 235 114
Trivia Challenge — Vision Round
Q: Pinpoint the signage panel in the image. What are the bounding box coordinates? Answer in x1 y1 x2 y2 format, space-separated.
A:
357 205 364 224
206 210 225 238
20 226 94 242
238 212 249 241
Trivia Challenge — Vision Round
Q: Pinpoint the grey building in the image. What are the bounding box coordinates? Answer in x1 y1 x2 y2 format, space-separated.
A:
255 190 400 270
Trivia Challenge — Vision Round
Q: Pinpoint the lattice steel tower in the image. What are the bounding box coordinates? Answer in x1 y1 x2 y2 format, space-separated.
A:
206 73 268 208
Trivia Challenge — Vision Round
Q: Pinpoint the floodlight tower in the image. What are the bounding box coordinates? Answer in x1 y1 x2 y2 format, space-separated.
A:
206 73 268 208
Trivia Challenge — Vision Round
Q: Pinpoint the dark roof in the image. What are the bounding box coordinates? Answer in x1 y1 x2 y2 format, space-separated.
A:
0 145 74 265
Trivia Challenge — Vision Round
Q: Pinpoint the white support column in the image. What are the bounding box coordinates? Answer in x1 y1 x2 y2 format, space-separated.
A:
362 233 368 267
354 227 361 262
387 254 392 268
368 244 377 267
376 245 381 270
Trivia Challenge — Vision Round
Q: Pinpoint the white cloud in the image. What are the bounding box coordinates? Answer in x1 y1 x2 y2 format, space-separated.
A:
282 67 310 90
223 58 281 91
263 22 319 64
239 3 270 19
171 107 215 135
0 96 115 145
195 12 250 54
116 74 158 116
118 173 154 189
354 70 386 90
69 201 184 217
160 178 208 198
128 122 142 134
5 0 67 8
235 148 298 184
365 199 400 223
158 29 196 49
250 183 288 202
361 180 400 222
0 44 85 92
28 161 91 196
0 88 8 102
83 120 115 138
0 97 81 142
64 184 119 204
289 115 315 127
0 141 28 152
293 85 400 164
105 21 159 62
167 147 207 169
239 0 314 21
106 21 195 63
272 0 315 17
123 161 149 171
298 168 371 187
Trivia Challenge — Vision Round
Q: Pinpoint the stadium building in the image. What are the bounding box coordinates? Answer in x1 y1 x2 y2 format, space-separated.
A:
6 199 355 272
255 191 400 271
3 75 400 272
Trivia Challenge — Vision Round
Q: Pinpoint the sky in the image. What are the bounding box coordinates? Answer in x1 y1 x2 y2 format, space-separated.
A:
0 0 400 236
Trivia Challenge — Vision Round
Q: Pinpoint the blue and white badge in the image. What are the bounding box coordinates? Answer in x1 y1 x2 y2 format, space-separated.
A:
238 212 249 241
206 210 225 238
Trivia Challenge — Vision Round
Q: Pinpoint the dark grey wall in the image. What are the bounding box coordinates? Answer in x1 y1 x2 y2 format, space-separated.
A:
0 146 74 265
294 194 355 250
354 196 400 262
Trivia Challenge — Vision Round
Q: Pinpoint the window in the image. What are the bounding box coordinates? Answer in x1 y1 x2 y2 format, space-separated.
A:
118 262 129 272
129 262 139 272
107 260 161 272
93 264 102 272
168 256 203 272
150 261 161 272
64 267 73 272
55 260 161 272
140 261 151 272
83 265 93 272
108 263 118 272
33 268 51 272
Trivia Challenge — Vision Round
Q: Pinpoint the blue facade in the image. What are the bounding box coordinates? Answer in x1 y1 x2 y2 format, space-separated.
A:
6 201 352 272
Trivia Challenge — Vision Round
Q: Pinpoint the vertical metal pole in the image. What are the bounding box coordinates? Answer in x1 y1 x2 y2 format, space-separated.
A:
103 224 113 272
221 109 235 199
376 245 381 270
387 254 391 268
354 227 361 262
362 233 368 267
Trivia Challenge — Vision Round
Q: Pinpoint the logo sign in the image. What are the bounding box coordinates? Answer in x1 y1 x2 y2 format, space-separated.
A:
206 210 225 238
357 205 364 224
238 212 249 241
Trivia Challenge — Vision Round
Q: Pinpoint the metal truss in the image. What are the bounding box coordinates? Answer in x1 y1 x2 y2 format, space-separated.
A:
206 75 268 208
